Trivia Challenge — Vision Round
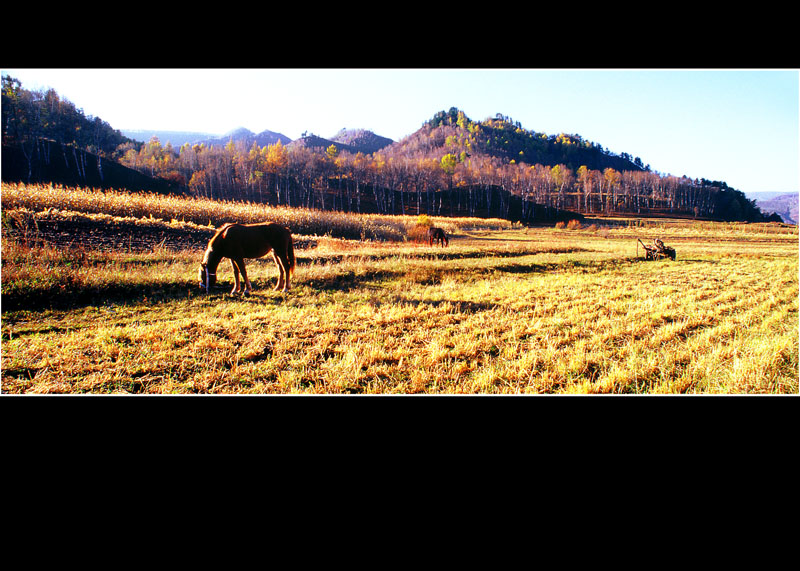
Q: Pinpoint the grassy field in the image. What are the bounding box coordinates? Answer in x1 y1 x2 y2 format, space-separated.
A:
1 183 798 394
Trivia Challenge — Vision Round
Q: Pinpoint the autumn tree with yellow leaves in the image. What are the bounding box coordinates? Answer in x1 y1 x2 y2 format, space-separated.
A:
108 107 767 223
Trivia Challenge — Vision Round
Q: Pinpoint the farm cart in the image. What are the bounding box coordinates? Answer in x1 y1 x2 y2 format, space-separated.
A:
638 238 676 261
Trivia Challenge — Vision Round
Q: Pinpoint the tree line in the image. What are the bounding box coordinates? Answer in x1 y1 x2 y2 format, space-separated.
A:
2 76 771 223
116 128 766 222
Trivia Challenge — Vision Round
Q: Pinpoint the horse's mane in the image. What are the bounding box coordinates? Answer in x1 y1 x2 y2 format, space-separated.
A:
212 222 237 241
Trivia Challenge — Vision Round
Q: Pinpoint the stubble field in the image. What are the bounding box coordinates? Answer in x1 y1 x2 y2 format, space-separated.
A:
2 183 797 394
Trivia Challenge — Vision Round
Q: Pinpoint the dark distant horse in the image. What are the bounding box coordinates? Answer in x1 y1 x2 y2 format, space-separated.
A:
427 227 449 247
198 222 295 295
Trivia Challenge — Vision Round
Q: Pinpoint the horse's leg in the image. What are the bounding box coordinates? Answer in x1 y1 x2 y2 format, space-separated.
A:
277 251 291 291
271 252 285 291
238 258 253 294
229 259 241 294
283 251 291 291
273 251 292 292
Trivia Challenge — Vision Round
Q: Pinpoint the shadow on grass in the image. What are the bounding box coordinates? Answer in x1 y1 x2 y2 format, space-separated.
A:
302 268 401 292
293 245 591 266
494 255 713 275
1 280 201 313
3 253 708 314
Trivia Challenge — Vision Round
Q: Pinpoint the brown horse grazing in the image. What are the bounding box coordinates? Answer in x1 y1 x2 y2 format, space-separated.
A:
198 222 295 295
427 226 448 247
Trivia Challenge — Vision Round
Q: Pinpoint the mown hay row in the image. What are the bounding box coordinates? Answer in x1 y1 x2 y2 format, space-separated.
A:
1 183 510 242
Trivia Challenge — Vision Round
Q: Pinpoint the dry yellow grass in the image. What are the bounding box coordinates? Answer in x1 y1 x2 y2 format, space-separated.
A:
1 183 797 394
0 182 508 242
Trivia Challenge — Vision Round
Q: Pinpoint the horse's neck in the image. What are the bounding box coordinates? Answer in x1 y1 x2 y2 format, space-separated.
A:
203 248 223 272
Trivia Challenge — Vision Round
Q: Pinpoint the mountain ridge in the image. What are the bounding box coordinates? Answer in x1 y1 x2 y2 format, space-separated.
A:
122 127 394 156
123 127 293 149
287 129 394 155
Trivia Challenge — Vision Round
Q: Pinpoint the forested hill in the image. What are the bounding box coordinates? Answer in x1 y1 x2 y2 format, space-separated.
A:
386 107 646 174
2 75 136 160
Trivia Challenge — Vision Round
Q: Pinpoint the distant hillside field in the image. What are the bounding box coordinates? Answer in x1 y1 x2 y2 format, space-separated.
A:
755 193 799 225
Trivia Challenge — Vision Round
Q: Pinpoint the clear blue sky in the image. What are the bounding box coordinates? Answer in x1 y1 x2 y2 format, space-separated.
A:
3 68 798 198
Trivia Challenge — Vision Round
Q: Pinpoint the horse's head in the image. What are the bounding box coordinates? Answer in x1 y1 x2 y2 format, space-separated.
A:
198 263 217 293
